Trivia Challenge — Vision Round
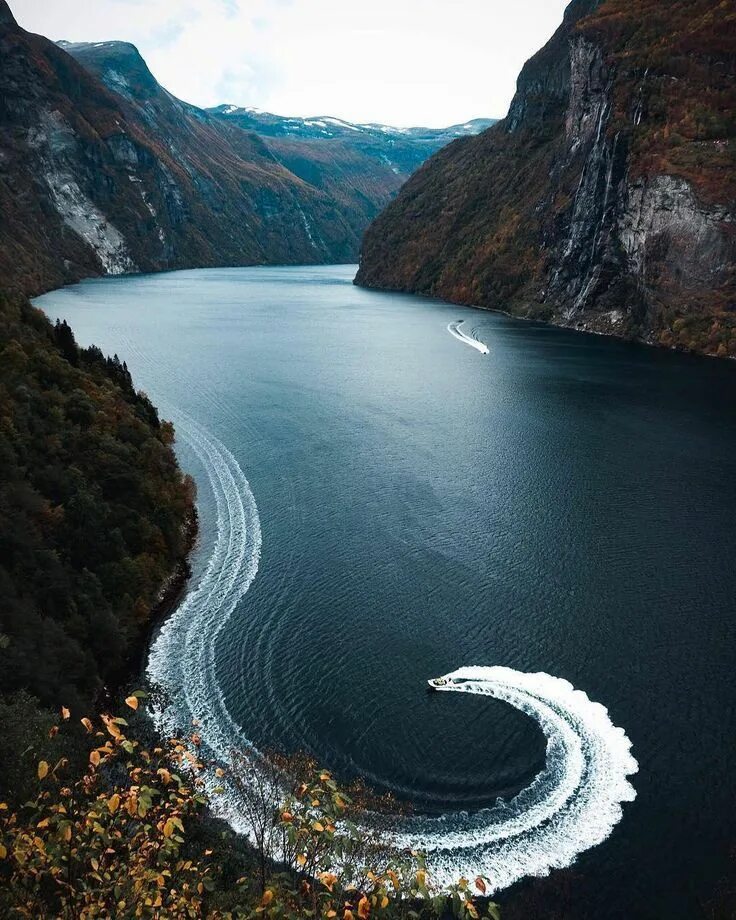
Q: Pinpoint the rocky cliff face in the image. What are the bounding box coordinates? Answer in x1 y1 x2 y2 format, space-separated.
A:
0 3 367 296
356 0 735 357
0 1 492 297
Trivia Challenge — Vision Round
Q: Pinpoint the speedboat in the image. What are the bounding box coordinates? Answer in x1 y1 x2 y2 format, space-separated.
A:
427 676 450 690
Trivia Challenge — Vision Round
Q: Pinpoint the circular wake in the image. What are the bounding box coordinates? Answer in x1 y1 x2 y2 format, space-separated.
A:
146 415 636 893
392 667 638 891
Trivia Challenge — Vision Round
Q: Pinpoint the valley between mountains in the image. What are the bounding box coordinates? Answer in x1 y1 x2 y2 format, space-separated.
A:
0 0 492 297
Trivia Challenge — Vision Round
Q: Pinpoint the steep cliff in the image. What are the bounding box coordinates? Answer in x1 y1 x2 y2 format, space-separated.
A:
356 0 736 357
0 2 365 296
0 0 492 297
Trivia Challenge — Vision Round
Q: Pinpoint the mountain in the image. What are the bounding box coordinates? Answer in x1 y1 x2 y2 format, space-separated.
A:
356 0 736 357
0 0 492 297
204 106 494 256
208 105 493 172
64 40 493 273
208 106 493 145
0 4 355 296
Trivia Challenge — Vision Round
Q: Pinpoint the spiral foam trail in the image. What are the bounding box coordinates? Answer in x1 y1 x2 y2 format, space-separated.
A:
391 667 637 891
145 416 636 894
448 320 489 354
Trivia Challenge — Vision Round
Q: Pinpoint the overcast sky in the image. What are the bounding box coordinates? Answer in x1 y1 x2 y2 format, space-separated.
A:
14 0 570 126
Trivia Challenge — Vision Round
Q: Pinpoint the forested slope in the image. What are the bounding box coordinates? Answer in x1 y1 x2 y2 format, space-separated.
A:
0 294 194 710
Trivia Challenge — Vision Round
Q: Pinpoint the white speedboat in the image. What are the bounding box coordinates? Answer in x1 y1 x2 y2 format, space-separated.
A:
427 676 450 690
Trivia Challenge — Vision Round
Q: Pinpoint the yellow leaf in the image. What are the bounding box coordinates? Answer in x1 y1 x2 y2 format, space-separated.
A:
320 772 331 781
62 824 72 842
387 870 400 891
261 889 274 907
37 761 49 780
344 911 354 920
416 870 426 889
312 821 325 833
89 750 101 767
296 853 307 867
104 720 122 740
0 844 7 860
163 819 175 838
108 794 121 814
61 706 70 720
81 718 93 733
380 897 389 909
357 895 370 919
125 696 139 711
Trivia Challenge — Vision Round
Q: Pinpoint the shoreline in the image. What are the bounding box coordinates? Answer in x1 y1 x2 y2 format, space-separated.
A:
353 276 736 363
138 504 200 683
102 501 199 706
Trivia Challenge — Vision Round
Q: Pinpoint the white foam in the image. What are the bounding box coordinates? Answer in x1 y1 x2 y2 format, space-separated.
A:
146 410 261 764
448 320 489 355
145 414 636 895
391 667 638 891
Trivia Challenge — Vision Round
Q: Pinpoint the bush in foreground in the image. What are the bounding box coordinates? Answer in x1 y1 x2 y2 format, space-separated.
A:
0 697 500 920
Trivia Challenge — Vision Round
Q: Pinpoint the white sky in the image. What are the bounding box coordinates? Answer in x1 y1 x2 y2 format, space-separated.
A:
14 0 570 127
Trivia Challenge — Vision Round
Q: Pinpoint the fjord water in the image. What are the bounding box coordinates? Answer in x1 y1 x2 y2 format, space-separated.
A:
37 266 736 917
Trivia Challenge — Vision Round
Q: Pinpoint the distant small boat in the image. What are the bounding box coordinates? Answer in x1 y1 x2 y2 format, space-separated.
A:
427 676 449 690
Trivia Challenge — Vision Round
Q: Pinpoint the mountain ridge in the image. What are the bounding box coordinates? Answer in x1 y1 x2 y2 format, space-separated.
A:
0 6 492 298
356 0 735 358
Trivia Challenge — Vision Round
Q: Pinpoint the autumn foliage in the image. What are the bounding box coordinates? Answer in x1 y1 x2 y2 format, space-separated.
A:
0 697 500 920
0 695 218 918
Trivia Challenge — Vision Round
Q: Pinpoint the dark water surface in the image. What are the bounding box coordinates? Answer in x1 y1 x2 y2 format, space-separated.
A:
37 265 736 918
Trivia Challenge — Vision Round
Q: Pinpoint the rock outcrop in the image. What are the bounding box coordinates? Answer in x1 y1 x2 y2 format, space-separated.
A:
356 0 735 357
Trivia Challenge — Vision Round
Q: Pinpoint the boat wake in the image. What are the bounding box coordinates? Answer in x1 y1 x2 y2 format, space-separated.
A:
393 667 638 890
146 409 262 766
448 320 489 355
146 413 636 894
